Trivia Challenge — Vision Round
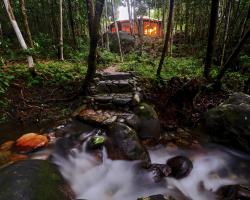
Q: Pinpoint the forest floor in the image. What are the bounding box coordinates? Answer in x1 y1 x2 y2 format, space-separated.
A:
0 53 248 133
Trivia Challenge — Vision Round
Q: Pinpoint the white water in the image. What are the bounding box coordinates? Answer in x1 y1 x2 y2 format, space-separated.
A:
53 139 250 200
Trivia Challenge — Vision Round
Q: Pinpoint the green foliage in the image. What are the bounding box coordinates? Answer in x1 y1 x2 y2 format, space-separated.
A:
10 61 86 87
98 49 119 66
0 68 14 96
222 72 249 92
120 52 202 80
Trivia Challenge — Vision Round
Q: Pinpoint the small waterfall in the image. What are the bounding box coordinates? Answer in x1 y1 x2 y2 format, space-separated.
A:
52 133 250 200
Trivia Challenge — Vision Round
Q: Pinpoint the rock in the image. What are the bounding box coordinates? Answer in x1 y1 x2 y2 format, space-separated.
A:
0 160 74 200
77 108 110 126
86 135 106 151
0 141 15 151
137 194 167 200
125 114 141 130
166 156 193 179
204 93 250 153
134 103 161 140
15 133 49 153
107 31 135 53
107 123 150 164
96 72 133 81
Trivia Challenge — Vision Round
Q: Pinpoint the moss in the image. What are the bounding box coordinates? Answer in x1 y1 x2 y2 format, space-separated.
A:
136 103 158 119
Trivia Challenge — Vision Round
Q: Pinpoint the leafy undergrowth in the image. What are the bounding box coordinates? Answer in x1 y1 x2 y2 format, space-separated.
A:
0 61 88 124
119 52 249 93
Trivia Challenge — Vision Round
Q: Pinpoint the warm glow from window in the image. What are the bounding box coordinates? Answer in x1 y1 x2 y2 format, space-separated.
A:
144 25 157 36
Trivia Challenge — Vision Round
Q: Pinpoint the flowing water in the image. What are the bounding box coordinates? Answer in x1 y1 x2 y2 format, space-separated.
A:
52 130 250 200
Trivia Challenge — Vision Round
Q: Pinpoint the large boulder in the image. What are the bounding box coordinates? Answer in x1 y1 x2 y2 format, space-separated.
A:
204 93 250 153
0 160 74 200
107 31 135 53
134 103 161 140
107 122 150 164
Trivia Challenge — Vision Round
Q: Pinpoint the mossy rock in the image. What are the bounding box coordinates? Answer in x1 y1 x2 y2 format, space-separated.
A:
134 103 161 140
0 160 74 200
134 103 158 119
204 93 250 153
107 123 150 164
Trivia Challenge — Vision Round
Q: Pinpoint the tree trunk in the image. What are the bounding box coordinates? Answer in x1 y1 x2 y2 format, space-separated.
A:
220 0 232 67
111 0 123 62
126 0 134 36
3 0 34 72
67 0 77 47
216 28 250 82
59 0 64 61
157 0 175 78
240 4 250 39
105 0 110 50
204 0 220 80
19 0 34 48
0 22 3 40
82 0 105 94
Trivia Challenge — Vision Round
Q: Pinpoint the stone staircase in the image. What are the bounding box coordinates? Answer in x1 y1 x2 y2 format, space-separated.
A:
86 72 142 111
76 71 143 127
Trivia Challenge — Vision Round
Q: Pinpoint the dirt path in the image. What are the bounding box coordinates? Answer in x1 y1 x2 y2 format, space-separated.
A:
101 64 119 73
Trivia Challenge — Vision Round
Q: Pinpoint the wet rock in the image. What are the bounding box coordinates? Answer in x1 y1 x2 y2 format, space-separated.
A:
86 135 106 151
134 103 161 140
107 123 150 163
204 93 250 153
166 156 193 179
125 114 141 131
16 133 49 153
77 108 110 126
0 160 74 200
137 194 174 200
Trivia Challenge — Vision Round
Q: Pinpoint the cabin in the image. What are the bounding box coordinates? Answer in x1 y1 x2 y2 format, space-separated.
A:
109 18 163 38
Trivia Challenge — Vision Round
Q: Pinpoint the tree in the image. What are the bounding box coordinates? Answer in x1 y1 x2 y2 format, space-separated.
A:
204 0 220 80
3 0 35 73
216 28 250 83
156 0 175 79
82 0 105 93
59 0 64 60
19 0 34 48
111 0 123 62
220 0 232 67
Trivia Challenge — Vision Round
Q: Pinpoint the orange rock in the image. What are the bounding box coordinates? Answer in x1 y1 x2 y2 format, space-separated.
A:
0 141 15 151
16 133 48 153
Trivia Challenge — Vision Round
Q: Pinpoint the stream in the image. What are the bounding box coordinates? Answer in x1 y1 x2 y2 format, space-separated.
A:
1 119 250 200
51 124 250 200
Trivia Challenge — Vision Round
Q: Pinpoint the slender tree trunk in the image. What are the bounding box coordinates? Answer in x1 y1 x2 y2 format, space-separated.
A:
240 4 250 39
19 0 34 48
0 23 3 40
3 0 34 72
216 28 250 82
105 0 110 50
127 0 134 36
59 0 64 60
220 0 232 67
204 0 220 80
82 0 105 94
67 0 77 47
157 0 175 78
111 0 123 62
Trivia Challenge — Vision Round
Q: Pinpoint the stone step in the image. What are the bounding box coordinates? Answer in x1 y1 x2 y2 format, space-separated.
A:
76 108 134 127
96 72 135 81
87 92 142 107
90 80 136 94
